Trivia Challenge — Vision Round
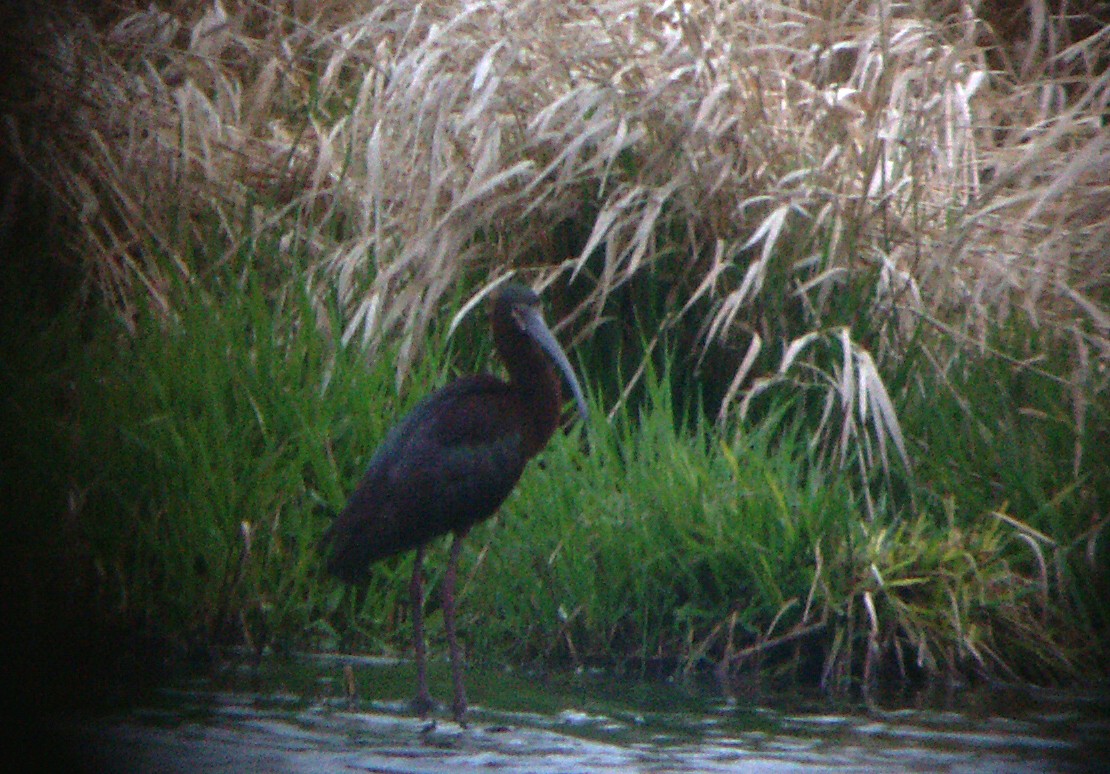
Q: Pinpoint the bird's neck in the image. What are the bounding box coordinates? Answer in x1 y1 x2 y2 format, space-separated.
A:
506 341 563 457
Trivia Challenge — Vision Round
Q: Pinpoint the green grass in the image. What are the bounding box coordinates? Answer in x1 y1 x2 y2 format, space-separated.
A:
7 264 450 656
893 322 1110 675
467 402 850 670
4 257 1105 695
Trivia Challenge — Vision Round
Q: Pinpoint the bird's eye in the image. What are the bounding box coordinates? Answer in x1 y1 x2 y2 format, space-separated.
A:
510 306 529 330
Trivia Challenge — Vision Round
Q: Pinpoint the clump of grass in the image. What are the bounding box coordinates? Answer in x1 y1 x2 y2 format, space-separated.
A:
462 376 854 674
427 363 1093 691
821 507 1084 693
897 318 1110 656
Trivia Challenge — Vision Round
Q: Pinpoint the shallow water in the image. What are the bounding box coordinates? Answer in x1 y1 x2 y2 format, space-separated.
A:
62 655 1108 772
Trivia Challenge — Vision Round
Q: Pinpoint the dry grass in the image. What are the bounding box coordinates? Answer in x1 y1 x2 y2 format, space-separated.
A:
5 0 1107 461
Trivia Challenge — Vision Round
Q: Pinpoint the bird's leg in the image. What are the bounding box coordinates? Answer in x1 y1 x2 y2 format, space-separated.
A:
409 545 434 718
443 528 470 725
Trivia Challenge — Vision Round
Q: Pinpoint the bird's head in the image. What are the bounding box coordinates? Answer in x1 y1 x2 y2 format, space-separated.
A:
494 282 588 422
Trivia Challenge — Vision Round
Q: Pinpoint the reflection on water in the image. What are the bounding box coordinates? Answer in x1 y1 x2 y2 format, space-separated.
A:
60 655 1109 773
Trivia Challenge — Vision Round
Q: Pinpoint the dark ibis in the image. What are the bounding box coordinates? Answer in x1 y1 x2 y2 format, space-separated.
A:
321 282 587 724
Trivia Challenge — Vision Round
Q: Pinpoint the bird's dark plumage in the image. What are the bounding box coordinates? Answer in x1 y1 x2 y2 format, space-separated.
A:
320 281 586 723
323 376 529 582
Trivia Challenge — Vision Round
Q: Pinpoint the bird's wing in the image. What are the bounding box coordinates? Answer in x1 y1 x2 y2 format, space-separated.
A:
383 377 526 521
322 376 527 580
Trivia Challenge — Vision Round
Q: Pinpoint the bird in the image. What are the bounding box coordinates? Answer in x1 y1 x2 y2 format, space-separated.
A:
321 281 587 725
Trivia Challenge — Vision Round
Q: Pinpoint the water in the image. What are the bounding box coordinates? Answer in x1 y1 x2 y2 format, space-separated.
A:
57 655 1109 772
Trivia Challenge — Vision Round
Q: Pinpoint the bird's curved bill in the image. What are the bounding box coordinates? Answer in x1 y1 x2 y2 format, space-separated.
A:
519 307 589 422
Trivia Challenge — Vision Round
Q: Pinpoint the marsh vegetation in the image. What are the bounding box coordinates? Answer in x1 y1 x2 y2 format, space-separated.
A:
3 0 1107 704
